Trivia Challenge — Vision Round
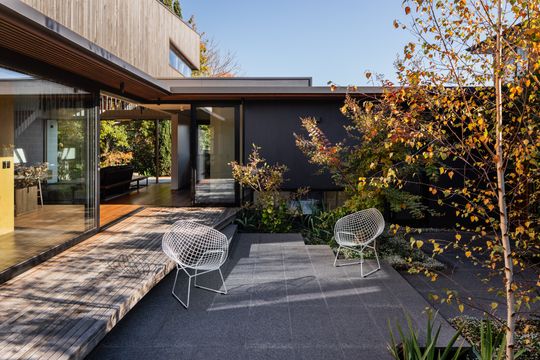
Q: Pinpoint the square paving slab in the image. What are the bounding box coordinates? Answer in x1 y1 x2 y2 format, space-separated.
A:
88 233 462 360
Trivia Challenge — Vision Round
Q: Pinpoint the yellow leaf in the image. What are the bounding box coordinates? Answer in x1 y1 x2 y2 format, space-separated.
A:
465 251 472 258
458 304 464 313
491 302 499 310
416 240 424 249
439 167 444 175
448 171 454 179
455 234 462 241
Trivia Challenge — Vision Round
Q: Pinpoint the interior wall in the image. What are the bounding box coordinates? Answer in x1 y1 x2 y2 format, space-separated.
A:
170 113 179 190
177 109 191 189
209 107 235 179
0 96 15 235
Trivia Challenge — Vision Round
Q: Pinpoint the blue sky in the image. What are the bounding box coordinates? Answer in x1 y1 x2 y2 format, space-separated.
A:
182 0 413 85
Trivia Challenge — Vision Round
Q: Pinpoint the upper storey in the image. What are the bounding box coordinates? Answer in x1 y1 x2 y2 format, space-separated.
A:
19 0 200 78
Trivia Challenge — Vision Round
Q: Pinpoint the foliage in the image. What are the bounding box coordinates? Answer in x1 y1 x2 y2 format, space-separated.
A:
301 207 349 245
160 0 182 19
57 119 85 181
158 120 172 176
388 311 464 360
361 2 540 358
99 120 171 177
302 210 445 270
230 144 288 194
450 317 536 360
14 163 48 189
230 144 292 233
100 150 133 167
235 205 293 233
100 120 130 166
294 96 430 220
477 319 508 360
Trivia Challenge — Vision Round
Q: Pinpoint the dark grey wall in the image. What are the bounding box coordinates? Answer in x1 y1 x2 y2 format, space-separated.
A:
244 100 349 190
15 117 44 164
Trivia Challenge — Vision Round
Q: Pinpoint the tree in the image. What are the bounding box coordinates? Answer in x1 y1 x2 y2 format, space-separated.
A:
294 95 431 219
375 1 540 359
188 16 240 77
161 0 182 19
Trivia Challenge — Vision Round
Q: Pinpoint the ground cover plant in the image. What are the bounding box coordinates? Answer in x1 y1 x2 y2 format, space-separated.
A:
451 316 539 360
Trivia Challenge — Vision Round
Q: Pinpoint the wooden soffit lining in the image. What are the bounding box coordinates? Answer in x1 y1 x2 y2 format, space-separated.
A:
0 1 170 101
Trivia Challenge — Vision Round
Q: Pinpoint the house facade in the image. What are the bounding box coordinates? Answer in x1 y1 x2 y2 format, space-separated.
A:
0 0 368 282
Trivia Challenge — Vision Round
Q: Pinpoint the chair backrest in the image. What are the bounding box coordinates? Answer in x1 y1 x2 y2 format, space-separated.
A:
334 208 385 246
162 220 228 269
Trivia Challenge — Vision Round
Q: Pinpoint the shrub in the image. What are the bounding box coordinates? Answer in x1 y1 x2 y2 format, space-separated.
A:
388 311 465 360
230 144 292 233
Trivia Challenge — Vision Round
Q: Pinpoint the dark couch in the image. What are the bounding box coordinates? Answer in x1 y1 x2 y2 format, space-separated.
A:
100 165 134 199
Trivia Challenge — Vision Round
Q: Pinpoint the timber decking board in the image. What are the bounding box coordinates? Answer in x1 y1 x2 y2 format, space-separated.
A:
0 207 231 360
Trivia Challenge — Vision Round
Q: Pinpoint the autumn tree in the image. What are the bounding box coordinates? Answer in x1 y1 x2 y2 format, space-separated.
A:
295 96 431 219
376 1 540 359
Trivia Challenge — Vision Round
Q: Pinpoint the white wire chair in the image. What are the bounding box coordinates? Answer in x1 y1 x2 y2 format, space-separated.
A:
162 220 229 308
333 208 385 277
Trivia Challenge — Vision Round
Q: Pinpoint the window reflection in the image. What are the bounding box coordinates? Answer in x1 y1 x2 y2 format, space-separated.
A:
0 66 97 274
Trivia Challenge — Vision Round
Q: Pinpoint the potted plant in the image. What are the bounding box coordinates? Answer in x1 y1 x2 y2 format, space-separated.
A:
14 163 48 216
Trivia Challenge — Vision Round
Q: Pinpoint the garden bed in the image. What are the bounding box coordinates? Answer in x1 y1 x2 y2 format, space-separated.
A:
450 316 540 360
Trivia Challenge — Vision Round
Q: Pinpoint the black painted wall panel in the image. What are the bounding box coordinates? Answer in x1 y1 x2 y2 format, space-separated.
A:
244 100 349 190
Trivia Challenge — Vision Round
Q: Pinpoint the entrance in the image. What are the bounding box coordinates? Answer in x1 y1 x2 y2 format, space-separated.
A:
192 105 238 205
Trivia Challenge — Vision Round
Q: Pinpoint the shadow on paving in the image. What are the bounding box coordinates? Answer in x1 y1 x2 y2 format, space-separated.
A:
88 233 462 360
401 231 540 320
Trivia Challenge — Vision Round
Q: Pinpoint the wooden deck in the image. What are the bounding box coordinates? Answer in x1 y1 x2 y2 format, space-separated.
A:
0 207 237 360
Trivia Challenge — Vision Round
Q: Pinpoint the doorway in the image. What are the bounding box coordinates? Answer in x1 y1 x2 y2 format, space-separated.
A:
192 105 239 205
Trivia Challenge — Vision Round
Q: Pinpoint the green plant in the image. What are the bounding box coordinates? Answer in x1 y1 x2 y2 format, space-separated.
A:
451 317 535 360
294 98 431 220
260 198 292 233
388 311 464 360
476 320 507 360
14 163 48 189
230 144 293 233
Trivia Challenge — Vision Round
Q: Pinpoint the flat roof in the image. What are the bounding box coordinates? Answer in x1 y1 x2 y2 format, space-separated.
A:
158 77 384 101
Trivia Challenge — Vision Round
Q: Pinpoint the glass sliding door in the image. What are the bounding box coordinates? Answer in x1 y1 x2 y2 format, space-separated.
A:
193 105 237 205
0 66 98 276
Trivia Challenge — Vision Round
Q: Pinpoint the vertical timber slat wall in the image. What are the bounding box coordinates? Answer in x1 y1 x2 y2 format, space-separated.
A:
18 0 200 78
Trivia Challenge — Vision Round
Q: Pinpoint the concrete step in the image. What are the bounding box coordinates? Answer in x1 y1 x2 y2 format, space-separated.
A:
221 223 238 244
213 208 239 231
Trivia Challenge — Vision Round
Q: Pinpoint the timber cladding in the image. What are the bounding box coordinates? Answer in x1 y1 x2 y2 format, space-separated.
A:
19 0 200 78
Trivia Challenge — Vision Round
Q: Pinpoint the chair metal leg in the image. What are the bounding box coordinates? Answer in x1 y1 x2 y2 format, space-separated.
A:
171 267 192 309
361 243 381 278
333 245 341 267
334 245 364 267
194 268 227 295
334 243 381 277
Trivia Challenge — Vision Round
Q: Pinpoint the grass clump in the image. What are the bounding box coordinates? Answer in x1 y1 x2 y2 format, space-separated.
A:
450 316 540 360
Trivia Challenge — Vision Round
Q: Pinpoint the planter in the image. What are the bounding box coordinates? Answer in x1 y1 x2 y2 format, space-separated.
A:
15 185 38 216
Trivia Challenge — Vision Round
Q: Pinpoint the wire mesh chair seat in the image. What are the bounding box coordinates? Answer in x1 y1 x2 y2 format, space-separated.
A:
333 208 385 277
162 220 229 308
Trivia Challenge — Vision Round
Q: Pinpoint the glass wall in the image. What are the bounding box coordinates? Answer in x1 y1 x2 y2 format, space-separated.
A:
194 106 237 204
0 66 98 275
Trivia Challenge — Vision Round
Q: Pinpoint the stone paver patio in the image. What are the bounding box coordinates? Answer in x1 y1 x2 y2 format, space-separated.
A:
88 233 461 360
403 231 540 320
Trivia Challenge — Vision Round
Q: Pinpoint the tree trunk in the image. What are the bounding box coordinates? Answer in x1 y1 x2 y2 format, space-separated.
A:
494 1 515 359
